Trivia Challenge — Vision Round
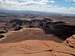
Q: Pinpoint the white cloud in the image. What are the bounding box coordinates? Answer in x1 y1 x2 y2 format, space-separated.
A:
49 0 55 3
0 0 49 5
64 7 75 14
65 0 75 6
0 0 75 14
71 0 75 2
66 0 75 2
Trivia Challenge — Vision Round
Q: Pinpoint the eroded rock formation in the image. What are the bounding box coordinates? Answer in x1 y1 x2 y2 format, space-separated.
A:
0 16 75 56
1 18 75 40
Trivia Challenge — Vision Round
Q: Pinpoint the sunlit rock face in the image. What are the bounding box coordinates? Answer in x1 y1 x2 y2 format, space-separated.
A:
64 35 75 48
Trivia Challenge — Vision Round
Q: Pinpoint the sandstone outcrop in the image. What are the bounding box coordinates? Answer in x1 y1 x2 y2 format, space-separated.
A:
0 16 75 56
0 28 75 56
64 35 75 48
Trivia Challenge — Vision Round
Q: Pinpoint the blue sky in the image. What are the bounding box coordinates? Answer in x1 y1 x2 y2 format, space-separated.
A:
48 0 75 7
0 0 75 14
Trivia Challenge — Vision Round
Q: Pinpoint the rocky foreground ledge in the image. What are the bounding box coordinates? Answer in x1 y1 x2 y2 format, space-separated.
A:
0 28 75 56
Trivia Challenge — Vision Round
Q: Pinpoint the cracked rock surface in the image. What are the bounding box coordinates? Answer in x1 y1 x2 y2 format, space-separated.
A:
0 28 75 56
64 35 75 49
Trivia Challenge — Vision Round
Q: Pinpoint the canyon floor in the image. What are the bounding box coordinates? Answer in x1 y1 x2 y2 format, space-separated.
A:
0 28 75 56
0 16 75 56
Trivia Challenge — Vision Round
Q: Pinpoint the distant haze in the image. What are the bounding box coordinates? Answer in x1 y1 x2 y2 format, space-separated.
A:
0 0 75 15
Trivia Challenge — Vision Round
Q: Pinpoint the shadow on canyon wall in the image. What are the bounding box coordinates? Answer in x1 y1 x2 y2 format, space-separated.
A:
0 16 75 42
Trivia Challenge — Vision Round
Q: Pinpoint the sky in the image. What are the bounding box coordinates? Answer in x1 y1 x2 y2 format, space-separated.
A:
0 0 75 14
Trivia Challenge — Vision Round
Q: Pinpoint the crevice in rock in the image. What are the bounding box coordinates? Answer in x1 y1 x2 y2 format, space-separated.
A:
54 50 75 56
65 41 75 48
14 26 23 31
69 45 75 48
0 35 5 39
20 49 75 56
0 31 6 34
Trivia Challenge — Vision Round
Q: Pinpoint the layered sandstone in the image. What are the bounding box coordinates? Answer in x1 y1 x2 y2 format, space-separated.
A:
0 28 75 56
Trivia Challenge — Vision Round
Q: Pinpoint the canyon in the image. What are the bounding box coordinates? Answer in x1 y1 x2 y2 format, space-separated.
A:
0 16 75 56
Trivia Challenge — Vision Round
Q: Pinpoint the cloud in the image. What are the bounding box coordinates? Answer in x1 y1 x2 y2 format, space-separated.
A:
71 0 75 2
66 0 75 3
49 0 55 3
3 0 48 4
0 0 75 14
64 7 75 14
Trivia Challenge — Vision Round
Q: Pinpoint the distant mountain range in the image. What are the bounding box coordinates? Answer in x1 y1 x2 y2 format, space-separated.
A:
0 9 75 17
